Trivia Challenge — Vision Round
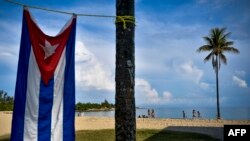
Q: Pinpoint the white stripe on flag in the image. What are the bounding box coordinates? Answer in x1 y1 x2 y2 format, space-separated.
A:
51 48 66 141
24 47 40 141
23 47 66 141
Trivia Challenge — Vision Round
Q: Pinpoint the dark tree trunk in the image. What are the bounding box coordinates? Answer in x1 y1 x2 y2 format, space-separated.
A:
215 56 221 119
115 0 136 140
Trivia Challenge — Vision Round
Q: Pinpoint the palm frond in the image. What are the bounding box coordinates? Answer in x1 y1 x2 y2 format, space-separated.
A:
222 32 231 39
218 56 221 70
204 52 214 62
197 27 239 71
212 56 216 70
203 36 213 46
211 28 217 42
220 54 227 65
219 27 227 35
222 47 240 54
223 41 234 46
197 45 212 52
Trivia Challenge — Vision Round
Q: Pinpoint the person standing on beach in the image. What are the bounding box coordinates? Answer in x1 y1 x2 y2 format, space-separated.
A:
148 109 151 118
197 111 201 118
182 110 186 119
151 109 155 118
192 109 196 119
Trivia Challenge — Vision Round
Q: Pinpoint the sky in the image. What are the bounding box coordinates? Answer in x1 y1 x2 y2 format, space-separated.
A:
0 0 249 108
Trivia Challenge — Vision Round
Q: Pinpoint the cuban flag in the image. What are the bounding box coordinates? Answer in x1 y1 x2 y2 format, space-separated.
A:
11 8 76 141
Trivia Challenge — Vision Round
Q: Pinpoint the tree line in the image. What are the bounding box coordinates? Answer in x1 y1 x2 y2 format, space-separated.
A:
75 99 115 111
0 90 114 112
0 90 14 111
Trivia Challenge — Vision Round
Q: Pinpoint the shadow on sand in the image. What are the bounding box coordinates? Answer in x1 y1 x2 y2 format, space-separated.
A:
144 126 223 141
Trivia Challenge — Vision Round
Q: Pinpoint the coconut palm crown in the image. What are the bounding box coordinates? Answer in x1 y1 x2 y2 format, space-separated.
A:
197 27 239 119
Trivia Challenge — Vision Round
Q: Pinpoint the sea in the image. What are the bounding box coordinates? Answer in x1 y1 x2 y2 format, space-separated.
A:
76 107 250 120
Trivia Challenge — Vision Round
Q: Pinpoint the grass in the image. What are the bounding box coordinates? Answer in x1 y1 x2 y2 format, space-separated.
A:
0 135 9 141
0 129 219 141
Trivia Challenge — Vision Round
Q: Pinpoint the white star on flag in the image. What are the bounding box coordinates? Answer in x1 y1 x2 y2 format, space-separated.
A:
40 40 59 59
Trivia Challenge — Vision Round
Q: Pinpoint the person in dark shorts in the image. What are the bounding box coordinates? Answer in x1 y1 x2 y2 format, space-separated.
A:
192 109 196 118
182 110 186 119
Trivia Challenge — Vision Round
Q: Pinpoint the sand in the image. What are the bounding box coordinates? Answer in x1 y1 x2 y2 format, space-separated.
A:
0 112 12 136
1 112 249 140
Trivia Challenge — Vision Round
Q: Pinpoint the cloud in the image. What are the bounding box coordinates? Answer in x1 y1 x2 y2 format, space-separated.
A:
162 91 172 101
135 78 160 103
135 78 173 105
75 41 115 91
75 47 175 104
173 61 213 90
232 75 247 88
199 82 210 89
235 70 246 77
0 44 19 72
175 61 204 84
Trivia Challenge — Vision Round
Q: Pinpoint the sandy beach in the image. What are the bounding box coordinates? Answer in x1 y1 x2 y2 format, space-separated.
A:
1 111 249 140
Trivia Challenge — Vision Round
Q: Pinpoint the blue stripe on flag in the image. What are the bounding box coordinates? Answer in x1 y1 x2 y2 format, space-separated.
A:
38 78 54 141
10 12 31 141
63 19 76 141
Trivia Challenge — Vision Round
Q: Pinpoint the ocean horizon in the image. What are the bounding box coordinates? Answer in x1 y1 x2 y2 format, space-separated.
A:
76 107 250 120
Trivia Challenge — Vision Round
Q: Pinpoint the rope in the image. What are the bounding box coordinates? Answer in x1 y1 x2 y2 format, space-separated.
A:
5 0 135 29
116 16 135 29
5 0 114 17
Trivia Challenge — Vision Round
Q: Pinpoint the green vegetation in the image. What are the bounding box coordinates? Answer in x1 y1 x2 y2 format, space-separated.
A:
0 134 9 141
0 129 219 141
0 89 114 112
0 90 14 111
135 129 219 141
75 99 115 111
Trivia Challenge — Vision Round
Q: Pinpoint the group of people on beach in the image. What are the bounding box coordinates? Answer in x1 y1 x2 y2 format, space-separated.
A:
138 109 155 118
182 109 202 119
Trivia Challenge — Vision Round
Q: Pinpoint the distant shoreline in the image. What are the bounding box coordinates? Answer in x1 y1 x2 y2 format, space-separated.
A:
76 108 115 112
0 108 115 113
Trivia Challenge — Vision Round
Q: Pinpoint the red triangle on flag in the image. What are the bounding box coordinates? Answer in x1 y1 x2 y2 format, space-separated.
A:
24 10 73 85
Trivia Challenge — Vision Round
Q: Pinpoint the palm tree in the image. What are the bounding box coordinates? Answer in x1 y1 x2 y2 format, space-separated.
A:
115 0 136 140
197 27 239 119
